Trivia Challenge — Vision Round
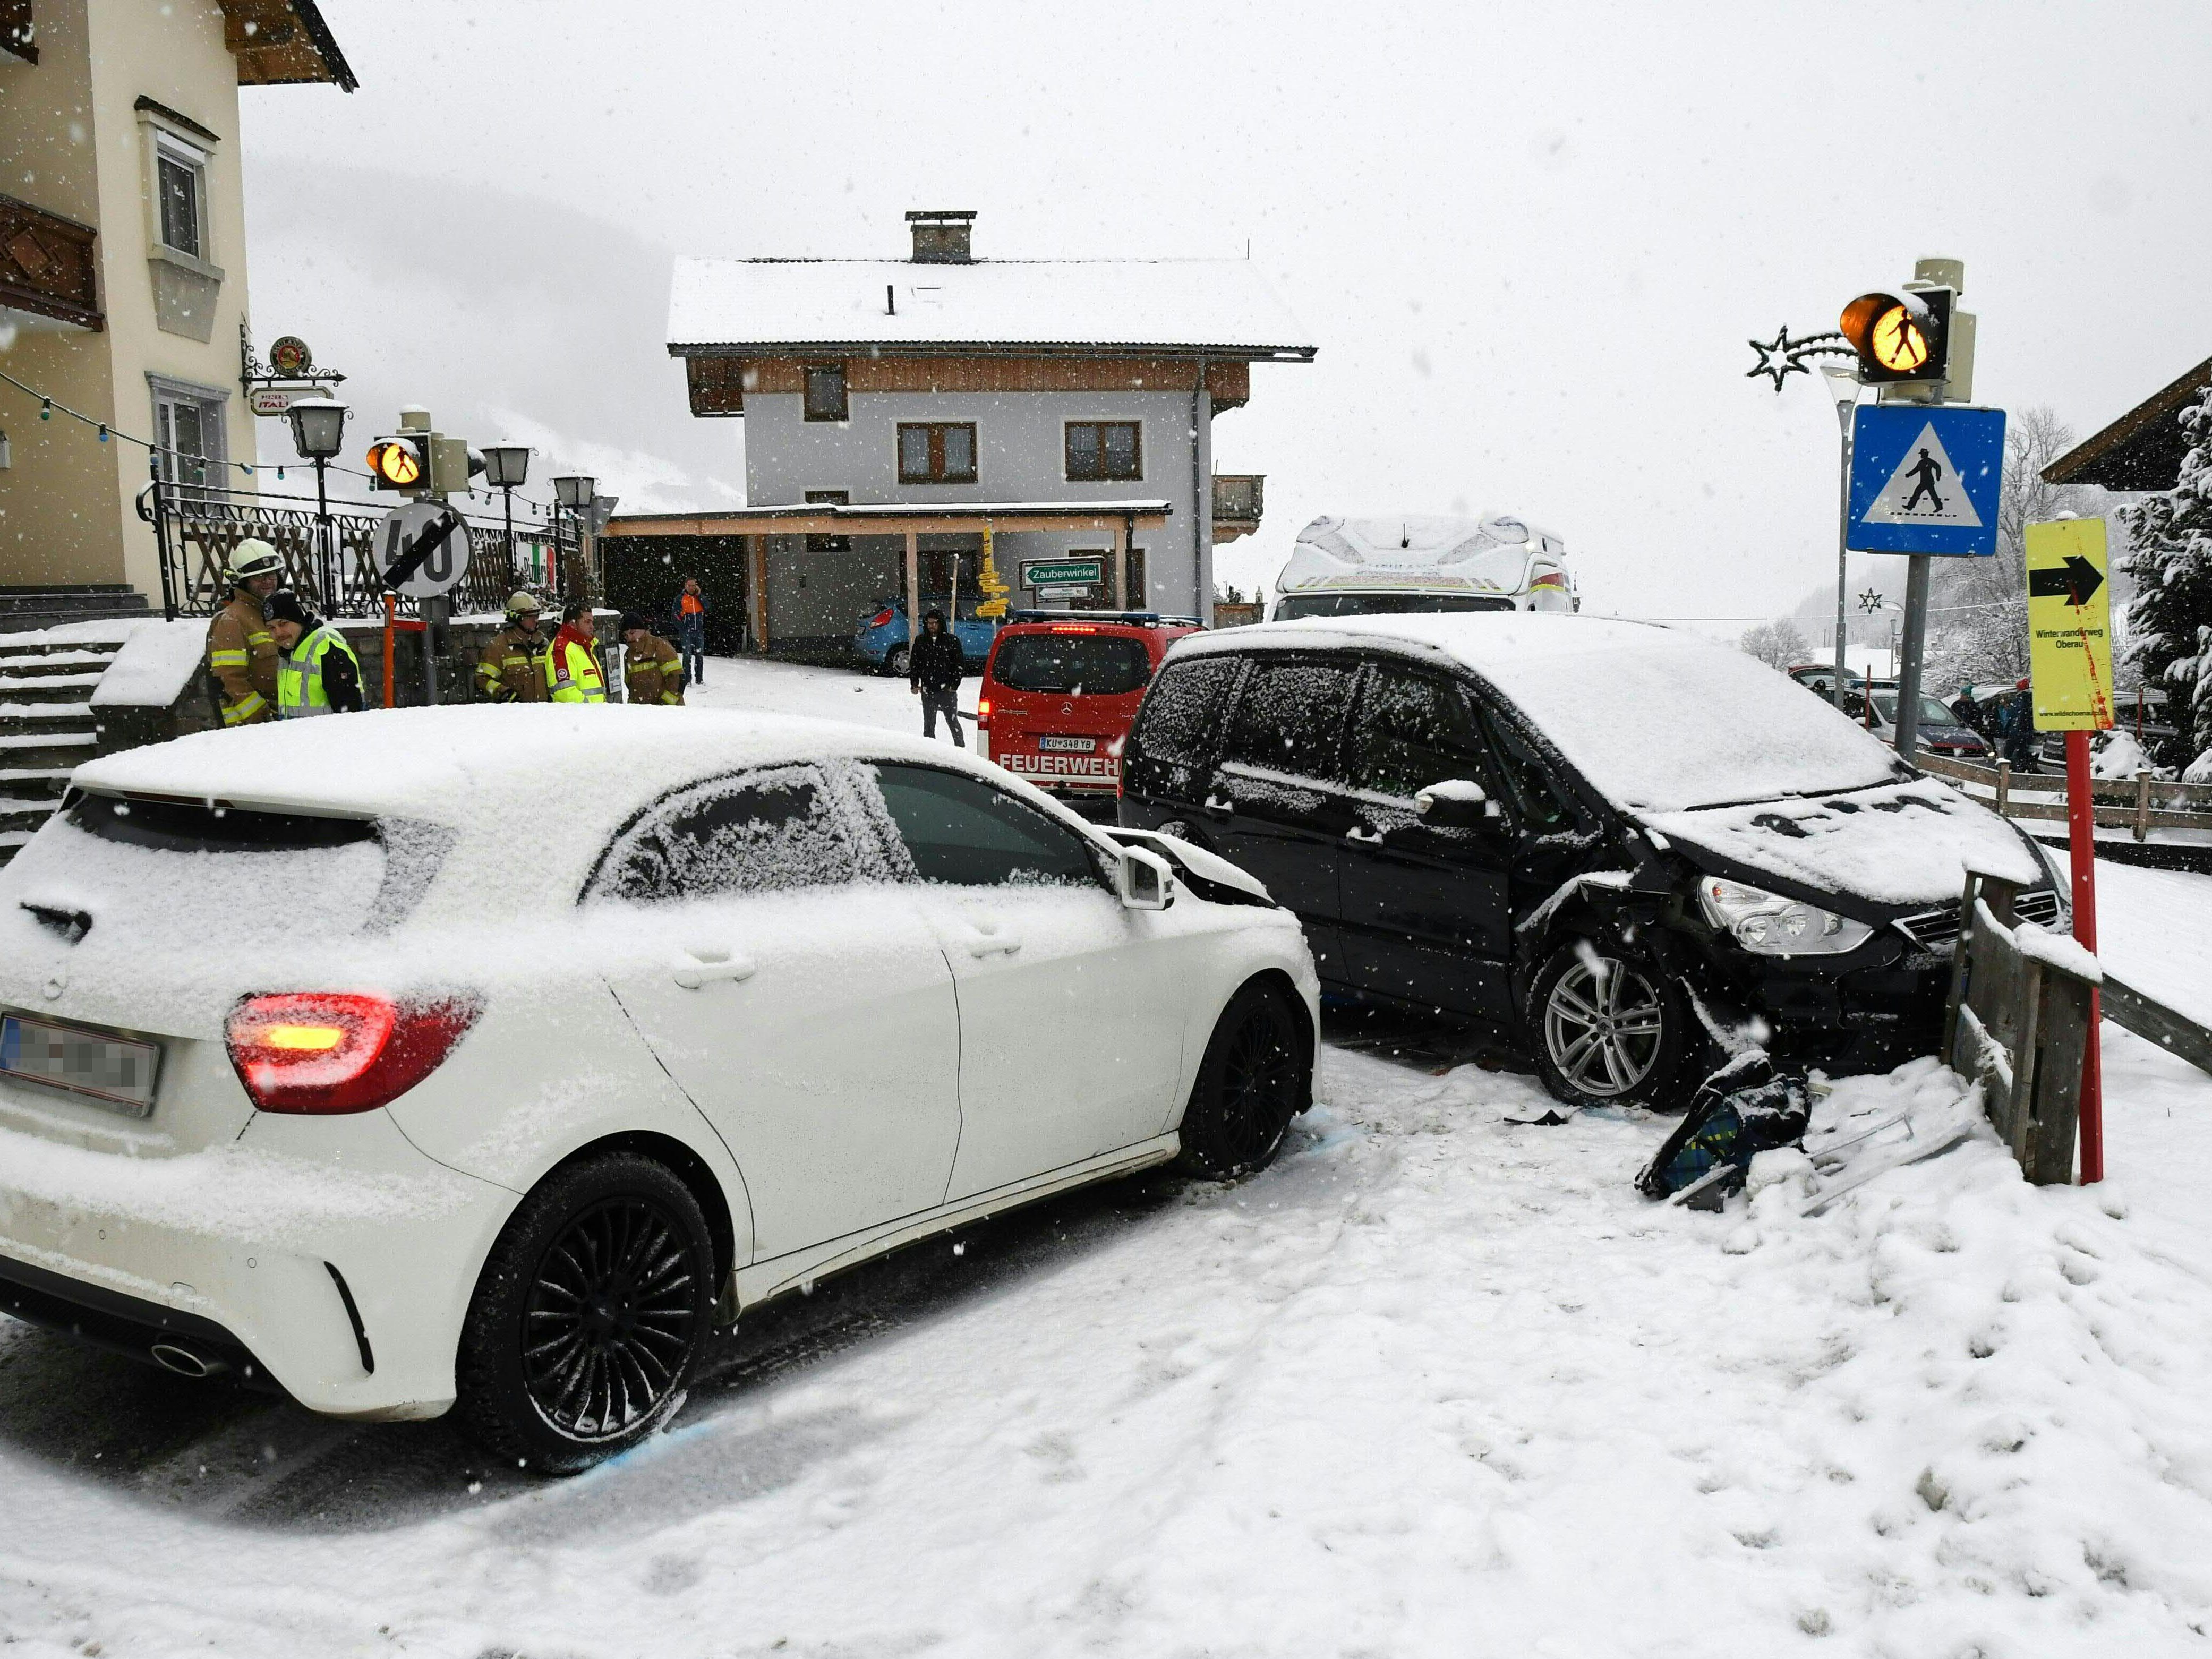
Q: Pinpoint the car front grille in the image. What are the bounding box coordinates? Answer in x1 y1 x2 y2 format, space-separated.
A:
1893 887 2063 950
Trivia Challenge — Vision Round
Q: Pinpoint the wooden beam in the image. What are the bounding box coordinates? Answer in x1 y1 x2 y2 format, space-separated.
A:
1112 520 1128 610
904 532 922 666
607 509 1172 539
748 535 768 655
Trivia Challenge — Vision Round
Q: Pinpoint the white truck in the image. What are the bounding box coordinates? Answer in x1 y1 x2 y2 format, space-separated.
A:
1268 513 1578 620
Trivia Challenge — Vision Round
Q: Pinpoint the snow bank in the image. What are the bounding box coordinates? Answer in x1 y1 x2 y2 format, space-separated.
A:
87 619 211 708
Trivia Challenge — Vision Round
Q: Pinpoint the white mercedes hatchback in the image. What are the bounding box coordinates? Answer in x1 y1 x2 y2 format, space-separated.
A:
0 706 1317 1472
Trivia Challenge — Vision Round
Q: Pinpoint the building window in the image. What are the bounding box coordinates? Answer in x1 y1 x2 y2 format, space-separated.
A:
1065 421 1141 482
153 135 208 260
805 488 849 553
897 422 977 485
804 364 848 423
149 377 229 498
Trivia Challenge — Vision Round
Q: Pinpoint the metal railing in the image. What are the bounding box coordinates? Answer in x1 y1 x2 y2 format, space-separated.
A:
144 473 570 621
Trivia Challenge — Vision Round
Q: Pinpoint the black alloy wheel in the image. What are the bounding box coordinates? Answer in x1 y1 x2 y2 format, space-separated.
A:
523 1196 699 1442
1176 980 1309 1179
458 1153 715 1475
1527 939 1690 1113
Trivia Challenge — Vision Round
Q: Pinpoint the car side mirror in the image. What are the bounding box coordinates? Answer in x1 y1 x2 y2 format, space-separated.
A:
1116 845 1175 910
1414 779 1501 828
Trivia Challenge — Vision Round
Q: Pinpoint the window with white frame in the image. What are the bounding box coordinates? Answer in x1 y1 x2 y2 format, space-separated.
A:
149 378 229 495
152 131 210 260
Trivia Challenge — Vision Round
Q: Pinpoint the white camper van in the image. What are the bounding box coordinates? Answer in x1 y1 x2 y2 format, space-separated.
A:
1268 514 1577 620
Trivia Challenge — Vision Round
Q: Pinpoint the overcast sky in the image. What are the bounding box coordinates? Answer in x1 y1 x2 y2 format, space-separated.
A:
240 1 2212 630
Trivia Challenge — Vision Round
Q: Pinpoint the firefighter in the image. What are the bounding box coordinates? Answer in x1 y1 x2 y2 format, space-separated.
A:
619 613 686 706
206 540 285 728
547 602 607 704
477 591 554 703
266 589 365 717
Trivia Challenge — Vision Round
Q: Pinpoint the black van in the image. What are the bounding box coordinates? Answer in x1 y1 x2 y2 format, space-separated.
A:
1118 615 2063 1111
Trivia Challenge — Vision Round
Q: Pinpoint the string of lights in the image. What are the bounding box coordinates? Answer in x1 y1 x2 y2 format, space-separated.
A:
0 367 569 517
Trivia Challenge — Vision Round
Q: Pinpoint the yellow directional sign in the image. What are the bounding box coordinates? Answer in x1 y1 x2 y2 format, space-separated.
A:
976 527 1011 617
2026 518 2114 731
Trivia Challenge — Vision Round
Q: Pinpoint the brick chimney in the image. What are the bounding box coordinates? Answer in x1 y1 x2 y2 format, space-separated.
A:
907 209 976 264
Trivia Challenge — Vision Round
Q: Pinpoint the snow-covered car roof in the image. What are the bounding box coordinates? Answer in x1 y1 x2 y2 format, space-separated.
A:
65 706 1080 912
1173 614 1908 815
1274 513 1568 598
667 259 1315 359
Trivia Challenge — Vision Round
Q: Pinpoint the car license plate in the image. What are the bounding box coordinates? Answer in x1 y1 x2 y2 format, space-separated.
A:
0 1014 160 1117
1037 735 1097 753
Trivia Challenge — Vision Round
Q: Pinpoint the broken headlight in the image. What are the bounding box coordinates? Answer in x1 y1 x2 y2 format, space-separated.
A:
1696 876 1873 957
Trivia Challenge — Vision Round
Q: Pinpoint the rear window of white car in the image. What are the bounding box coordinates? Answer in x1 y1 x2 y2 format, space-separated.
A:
16 792 404 938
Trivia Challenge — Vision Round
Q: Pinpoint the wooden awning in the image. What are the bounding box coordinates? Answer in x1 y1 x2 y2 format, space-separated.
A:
2045 354 2212 491
604 501 1173 539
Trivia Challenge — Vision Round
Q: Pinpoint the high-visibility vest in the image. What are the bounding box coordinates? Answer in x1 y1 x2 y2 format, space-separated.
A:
276 625 361 719
549 637 607 704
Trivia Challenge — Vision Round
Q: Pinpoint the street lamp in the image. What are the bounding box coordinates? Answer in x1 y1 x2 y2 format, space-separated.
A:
1820 365 1861 713
551 474 596 606
286 397 349 614
482 444 532 595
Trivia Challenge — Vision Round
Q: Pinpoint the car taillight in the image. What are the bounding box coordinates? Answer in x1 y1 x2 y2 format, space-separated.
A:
868 608 894 629
977 696 992 730
225 991 482 1115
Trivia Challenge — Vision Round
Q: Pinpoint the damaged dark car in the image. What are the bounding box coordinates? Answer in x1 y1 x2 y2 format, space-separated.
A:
1117 613 2064 1112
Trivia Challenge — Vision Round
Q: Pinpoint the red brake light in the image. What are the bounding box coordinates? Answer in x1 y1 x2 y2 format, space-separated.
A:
869 608 894 629
976 696 992 730
225 991 482 1115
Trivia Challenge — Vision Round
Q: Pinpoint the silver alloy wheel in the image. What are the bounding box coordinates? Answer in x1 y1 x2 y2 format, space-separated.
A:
1542 954 1667 1097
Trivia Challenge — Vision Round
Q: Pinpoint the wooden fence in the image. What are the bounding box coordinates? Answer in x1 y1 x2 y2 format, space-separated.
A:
1917 751 2212 843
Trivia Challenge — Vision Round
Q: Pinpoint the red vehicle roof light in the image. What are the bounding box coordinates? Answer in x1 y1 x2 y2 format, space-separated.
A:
226 991 482 1115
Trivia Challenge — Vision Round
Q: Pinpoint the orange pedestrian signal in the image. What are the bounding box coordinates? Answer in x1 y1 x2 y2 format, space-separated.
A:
1839 288 1951 386
366 437 426 490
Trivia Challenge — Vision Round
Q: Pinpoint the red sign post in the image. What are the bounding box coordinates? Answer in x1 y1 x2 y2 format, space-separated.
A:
2025 518 2114 1183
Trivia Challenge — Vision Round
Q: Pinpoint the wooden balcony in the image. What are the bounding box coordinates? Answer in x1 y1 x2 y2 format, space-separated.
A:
1212 473 1264 542
0 194 101 331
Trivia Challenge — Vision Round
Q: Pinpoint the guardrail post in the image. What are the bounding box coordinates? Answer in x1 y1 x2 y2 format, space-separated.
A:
2136 770 2152 843
1995 758 2011 817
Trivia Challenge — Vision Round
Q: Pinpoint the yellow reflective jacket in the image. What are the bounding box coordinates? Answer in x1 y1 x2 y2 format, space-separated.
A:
548 634 606 704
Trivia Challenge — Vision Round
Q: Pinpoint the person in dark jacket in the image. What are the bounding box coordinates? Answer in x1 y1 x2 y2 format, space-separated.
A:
908 609 966 746
673 576 708 687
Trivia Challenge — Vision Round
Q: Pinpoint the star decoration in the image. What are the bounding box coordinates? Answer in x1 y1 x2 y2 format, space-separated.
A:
1859 587 1886 614
1747 327 1812 391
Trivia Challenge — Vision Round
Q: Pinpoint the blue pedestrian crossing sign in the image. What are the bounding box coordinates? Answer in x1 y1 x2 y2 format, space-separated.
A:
1847 405 2006 557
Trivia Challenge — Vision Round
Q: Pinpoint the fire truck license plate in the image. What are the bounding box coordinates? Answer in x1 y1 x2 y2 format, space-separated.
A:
1037 736 1097 752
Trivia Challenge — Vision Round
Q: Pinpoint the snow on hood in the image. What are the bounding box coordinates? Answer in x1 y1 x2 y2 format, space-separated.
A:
1175 614 1904 813
1645 777 2043 908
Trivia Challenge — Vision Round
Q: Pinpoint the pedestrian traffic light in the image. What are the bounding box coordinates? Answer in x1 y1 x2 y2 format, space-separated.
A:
366 434 429 491
1839 287 1952 386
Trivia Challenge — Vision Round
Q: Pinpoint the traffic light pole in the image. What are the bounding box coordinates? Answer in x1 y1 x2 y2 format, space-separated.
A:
1893 553 1932 763
1830 394 1854 712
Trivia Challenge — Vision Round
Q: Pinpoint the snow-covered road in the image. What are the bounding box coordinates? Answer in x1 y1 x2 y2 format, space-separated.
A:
4 657 2211 1657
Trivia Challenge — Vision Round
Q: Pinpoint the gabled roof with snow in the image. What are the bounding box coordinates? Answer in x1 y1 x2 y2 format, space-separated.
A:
667 259 1316 361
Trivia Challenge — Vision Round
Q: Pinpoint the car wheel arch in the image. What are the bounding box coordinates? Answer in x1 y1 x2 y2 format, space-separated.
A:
534 1130 743 1290
1190 968 1315 1120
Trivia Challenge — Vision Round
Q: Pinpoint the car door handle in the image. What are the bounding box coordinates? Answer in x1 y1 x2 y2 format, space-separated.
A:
671 949 757 990
961 928 1023 958
1203 792 1234 818
1345 825 1386 845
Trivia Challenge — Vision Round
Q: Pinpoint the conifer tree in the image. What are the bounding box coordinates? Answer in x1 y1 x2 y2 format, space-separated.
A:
2122 387 2212 773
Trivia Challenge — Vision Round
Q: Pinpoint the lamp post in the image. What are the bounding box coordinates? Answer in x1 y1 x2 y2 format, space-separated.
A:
553 474 596 608
286 396 349 614
1819 366 1861 713
482 444 532 596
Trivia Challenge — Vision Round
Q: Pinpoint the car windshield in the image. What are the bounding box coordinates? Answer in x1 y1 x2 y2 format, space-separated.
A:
1873 693 1958 728
1275 592 1517 619
992 634 1151 695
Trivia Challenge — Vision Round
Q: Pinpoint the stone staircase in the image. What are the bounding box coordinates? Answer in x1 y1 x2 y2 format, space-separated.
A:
0 634 126 867
0 583 155 637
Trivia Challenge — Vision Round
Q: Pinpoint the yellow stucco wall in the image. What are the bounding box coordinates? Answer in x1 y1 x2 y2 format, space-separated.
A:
0 0 256 599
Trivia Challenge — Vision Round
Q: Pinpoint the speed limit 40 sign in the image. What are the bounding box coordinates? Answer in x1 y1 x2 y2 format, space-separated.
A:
378 502 473 598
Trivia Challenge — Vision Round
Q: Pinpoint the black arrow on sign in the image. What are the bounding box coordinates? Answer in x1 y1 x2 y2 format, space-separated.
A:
2028 555 2104 606
382 510 460 591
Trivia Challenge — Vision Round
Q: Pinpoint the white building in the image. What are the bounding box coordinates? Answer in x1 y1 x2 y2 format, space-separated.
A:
611 211 1313 652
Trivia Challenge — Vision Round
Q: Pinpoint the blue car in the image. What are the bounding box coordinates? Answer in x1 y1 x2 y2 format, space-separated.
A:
853 599 999 675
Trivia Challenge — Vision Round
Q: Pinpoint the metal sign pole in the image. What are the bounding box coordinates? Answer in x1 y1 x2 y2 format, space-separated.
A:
1832 413 1854 710
1894 554 1932 762
422 593 443 707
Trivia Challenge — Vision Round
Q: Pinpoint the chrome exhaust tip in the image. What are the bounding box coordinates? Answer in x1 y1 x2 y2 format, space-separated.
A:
149 1340 227 1380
